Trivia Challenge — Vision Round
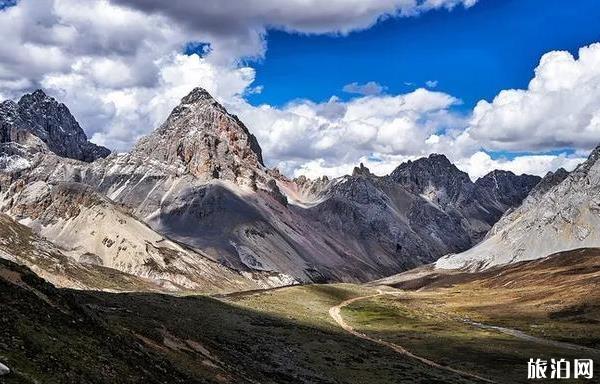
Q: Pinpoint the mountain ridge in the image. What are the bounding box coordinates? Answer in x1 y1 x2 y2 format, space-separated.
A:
0 87 544 290
0 90 110 162
436 144 600 270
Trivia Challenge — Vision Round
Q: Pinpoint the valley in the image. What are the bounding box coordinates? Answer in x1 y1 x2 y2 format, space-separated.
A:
2 248 599 383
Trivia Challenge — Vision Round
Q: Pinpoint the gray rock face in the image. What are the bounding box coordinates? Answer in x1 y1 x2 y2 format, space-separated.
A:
528 168 569 199
0 90 110 162
304 159 540 270
0 87 543 288
390 154 473 206
437 145 600 271
132 87 263 186
390 155 540 228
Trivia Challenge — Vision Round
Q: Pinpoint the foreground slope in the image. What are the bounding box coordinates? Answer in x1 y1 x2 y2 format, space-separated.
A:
2 249 598 383
0 213 271 293
359 248 600 382
0 258 479 384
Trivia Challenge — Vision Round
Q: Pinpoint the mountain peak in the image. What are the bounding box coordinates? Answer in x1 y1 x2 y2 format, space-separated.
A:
528 167 569 198
17 89 57 110
388 153 472 207
352 162 372 177
390 153 469 185
427 153 452 163
181 87 217 105
480 169 516 178
25 89 49 100
570 144 600 180
1 90 110 162
132 87 265 184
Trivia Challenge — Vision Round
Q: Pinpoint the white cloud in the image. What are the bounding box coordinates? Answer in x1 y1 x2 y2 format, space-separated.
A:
0 0 478 153
343 81 385 95
43 53 256 151
233 88 463 177
455 151 585 181
0 0 597 181
288 153 419 179
113 0 478 58
464 43 600 153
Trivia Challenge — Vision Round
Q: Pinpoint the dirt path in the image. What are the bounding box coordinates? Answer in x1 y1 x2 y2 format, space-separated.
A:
463 320 600 355
372 289 599 354
329 291 495 383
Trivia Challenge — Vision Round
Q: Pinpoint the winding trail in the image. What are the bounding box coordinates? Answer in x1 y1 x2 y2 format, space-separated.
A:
329 290 495 383
463 320 600 355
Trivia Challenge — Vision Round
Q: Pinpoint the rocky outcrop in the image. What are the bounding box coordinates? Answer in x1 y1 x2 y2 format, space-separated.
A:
528 168 569 199
437 146 600 271
390 154 472 206
0 90 110 162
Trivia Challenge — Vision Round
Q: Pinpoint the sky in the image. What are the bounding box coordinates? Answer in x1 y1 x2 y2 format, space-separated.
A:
1 0 600 179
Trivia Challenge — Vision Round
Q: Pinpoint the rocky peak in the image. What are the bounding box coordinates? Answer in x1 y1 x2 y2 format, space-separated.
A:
0 90 110 162
527 168 569 199
180 87 218 105
474 170 541 208
389 153 471 204
132 87 265 185
352 162 372 177
569 144 600 180
475 170 540 191
18 89 52 106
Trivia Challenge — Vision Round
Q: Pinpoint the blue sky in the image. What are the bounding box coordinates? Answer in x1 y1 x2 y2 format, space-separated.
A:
1 0 599 179
245 0 600 111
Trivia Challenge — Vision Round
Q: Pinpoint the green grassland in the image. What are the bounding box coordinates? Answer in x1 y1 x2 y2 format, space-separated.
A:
0 259 476 384
342 292 599 383
2 252 599 384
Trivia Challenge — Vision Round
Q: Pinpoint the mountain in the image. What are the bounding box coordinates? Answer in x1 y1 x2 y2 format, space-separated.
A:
436 145 600 270
0 88 541 289
297 156 541 272
132 87 264 185
389 155 541 242
0 90 110 162
0 183 281 292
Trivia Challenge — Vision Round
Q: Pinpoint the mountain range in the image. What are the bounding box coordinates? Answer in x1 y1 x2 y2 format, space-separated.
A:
0 87 556 292
437 144 600 270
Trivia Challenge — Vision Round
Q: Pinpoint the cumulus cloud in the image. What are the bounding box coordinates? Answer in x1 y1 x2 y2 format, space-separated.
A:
233 88 463 176
0 0 596 181
112 0 478 59
455 151 584 180
0 0 478 153
463 43 600 153
44 54 256 151
343 81 386 95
